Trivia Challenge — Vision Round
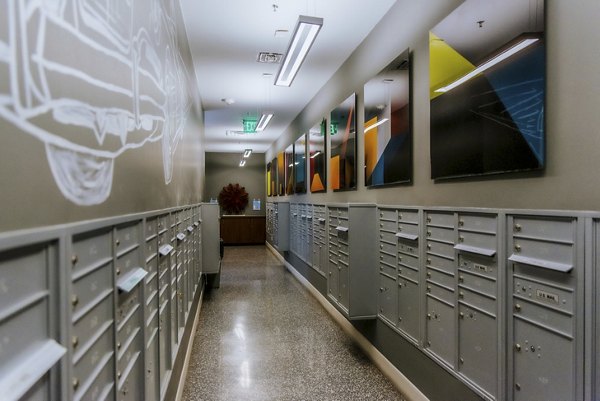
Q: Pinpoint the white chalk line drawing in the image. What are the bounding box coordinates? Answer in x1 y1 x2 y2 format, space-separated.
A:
0 0 190 205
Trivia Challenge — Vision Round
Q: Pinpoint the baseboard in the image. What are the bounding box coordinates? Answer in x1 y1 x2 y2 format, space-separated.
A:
174 280 205 401
266 241 285 263
280 257 429 401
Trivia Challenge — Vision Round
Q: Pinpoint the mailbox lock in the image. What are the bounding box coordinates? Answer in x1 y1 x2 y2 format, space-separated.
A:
427 245 431 250
514 244 521 253
116 268 121 276
458 236 464 243
458 276 464 282
515 303 522 312
426 286 431 293
398 283 403 288
116 239 121 246
117 342 121 349
399 214 403 220
379 287 384 292
458 220 464 227
514 224 522 232
117 371 121 379
515 343 522 352
426 272 431 278
427 231 431 237
459 357 464 364
71 255 78 265
515 383 521 391
71 295 79 307
427 217 432 223
459 292 464 299
72 378 79 389
427 313 432 320
459 312 464 319
72 336 79 348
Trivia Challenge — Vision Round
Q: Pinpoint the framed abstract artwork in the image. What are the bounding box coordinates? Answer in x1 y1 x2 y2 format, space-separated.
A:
285 144 295 195
364 48 412 187
309 119 326 193
294 134 307 193
271 157 278 196
330 93 357 191
277 151 285 195
430 0 545 179
266 161 272 196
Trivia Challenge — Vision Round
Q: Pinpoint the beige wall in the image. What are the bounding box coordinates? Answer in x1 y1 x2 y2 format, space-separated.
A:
204 152 266 215
266 0 600 212
0 0 204 232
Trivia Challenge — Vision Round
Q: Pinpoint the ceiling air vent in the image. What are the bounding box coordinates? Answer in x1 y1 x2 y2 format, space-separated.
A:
257 52 283 63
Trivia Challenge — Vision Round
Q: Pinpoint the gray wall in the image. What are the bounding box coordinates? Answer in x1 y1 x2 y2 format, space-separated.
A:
266 0 600 212
0 0 204 232
204 152 266 215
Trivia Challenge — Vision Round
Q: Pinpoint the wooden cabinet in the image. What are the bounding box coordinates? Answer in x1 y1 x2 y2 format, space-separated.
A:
220 215 266 245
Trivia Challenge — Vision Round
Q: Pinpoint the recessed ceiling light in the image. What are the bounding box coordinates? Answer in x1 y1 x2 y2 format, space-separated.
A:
221 98 235 105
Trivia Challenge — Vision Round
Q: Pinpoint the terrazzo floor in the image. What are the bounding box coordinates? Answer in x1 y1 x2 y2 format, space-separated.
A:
181 245 404 401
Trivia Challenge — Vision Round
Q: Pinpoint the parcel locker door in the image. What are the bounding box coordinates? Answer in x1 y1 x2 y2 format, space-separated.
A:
425 296 455 368
458 304 497 398
338 261 349 311
397 278 420 342
145 324 160 401
328 260 339 303
513 319 574 401
158 304 170 390
378 274 397 324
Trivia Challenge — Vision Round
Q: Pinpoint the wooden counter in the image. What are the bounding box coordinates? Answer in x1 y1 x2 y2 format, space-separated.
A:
220 215 266 245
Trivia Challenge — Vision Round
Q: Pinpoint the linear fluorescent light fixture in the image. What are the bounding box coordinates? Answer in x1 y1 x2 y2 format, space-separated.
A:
435 38 539 94
239 159 246 167
275 15 323 87
243 149 252 158
255 113 273 131
364 118 389 134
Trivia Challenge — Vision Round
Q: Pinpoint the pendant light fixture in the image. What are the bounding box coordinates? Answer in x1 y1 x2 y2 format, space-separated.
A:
275 15 323 87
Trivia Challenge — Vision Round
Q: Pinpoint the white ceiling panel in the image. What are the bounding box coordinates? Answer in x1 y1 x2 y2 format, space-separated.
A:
180 0 397 153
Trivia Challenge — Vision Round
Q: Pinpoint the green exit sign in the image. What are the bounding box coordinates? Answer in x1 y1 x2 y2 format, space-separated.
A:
243 117 258 133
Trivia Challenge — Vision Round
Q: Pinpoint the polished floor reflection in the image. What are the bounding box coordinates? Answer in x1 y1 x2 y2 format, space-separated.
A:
182 246 404 401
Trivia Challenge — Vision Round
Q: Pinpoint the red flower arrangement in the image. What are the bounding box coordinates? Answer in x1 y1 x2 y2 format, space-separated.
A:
218 183 249 214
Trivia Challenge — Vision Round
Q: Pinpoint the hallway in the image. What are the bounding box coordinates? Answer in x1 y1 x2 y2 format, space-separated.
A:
182 246 404 401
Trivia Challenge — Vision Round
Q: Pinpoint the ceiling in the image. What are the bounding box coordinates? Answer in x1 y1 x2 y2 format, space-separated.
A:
180 0 397 153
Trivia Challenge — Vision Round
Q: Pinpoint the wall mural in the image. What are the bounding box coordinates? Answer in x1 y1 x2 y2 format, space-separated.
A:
330 93 357 191
364 49 412 187
430 0 545 179
0 0 190 205
309 119 326 193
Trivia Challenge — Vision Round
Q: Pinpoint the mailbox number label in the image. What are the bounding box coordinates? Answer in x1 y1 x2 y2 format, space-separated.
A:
536 289 559 305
